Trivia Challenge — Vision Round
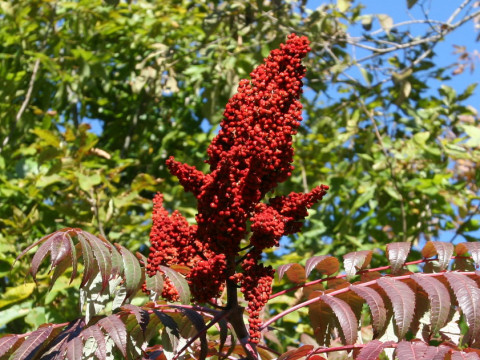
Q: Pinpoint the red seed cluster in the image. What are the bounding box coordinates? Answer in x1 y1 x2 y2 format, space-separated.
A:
145 193 201 301
239 250 274 343
168 33 312 256
187 254 227 302
145 34 329 344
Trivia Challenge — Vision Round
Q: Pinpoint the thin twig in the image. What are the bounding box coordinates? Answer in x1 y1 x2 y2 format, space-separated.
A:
261 270 476 331
449 200 480 243
1 58 41 150
447 0 473 25
269 256 458 299
172 309 232 360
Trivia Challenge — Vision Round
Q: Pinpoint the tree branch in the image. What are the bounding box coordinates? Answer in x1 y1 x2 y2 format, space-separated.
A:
1 58 41 150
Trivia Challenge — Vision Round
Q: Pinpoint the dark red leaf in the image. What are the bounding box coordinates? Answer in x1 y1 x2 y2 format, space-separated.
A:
49 232 70 267
456 242 480 268
66 336 83 360
0 335 20 358
278 345 314 360
377 277 415 339
357 340 394 360
77 233 97 288
98 315 128 357
445 272 480 344
82 232 113 290
15 231 56 263
10 326 53 360
396 340 428 360
320 295 358 345
350 285 387 336
30 236 55 280
386 242 411 274
343 250 373 280
422 241 454 271
411 274 451 332
305 256 339 277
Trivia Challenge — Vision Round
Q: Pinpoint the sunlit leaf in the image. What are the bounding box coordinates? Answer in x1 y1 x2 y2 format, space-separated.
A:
386 242 411 274
422 241 454 270
456 242 480 268
159 265 190 304
10 325 53 360
410 274 451 332
445 272 480 344
320 295 358 345
343 250 372 280
357 340 394 360
305 255 340 277
98 315 128 358
350 285 387 336
377 277 415 339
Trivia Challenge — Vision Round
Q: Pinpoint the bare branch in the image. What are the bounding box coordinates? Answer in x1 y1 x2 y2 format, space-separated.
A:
1 58 41 150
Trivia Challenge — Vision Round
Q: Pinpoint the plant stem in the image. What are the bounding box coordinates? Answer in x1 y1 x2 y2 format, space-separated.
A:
225 255 259 360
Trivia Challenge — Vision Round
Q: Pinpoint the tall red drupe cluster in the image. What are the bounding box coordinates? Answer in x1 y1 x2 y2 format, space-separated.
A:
145 34 328 343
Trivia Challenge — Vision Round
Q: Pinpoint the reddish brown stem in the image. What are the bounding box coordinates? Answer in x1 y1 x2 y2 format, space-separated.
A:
270 256 468 299
225 255 259 360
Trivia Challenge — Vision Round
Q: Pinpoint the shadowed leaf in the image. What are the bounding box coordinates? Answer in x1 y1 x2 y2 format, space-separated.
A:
350 285 387 336
176 307 208 360
122 304 150 335
386 242 411 274
411 274 451 332
41 318 84 360
308 291 334 346
66 336 83 360
320 295 358 345
377 277 415 339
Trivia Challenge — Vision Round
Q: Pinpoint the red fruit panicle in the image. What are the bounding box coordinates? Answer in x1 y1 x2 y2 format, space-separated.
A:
145 34 328 345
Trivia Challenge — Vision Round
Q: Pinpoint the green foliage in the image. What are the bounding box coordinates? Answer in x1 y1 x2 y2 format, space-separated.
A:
0 0 480 357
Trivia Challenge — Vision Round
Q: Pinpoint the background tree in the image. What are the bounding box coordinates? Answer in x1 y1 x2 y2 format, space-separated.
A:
0 0 479 354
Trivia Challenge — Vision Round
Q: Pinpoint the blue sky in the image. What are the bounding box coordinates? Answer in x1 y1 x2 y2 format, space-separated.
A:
304 0 480 248
307 0 479 106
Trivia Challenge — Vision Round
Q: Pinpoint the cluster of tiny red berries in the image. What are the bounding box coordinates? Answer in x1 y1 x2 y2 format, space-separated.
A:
145 34 328 344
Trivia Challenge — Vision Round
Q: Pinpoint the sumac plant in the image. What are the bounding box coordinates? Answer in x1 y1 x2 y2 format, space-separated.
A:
2 34 480 360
